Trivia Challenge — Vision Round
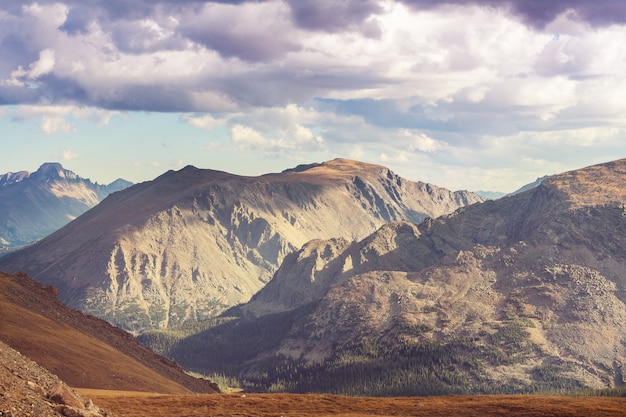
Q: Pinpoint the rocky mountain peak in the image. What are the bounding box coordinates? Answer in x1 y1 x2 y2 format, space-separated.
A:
0 163 132 249
0 159 482 332
222 158 626 394
106 178 134 193
0 170 29 186
33 162 78 182
281 158 396 182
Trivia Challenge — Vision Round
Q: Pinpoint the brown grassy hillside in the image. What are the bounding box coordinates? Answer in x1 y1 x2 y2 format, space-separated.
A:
81 391 626 417
0 271 217 394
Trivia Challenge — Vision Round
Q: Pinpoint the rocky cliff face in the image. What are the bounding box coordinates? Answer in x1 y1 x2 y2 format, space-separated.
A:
0 163 131 250
0 159 482 332
235 159 626 391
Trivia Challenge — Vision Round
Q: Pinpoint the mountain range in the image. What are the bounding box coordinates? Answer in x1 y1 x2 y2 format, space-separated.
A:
0 162 132 251
139 158 626 395
0 158 482 332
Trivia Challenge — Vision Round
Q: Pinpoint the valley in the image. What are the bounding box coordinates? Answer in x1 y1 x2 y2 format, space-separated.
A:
3 0 626 414
138 158 626 395
3 157 626 415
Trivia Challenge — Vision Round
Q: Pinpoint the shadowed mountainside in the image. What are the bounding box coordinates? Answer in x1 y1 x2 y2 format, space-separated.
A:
0 158 481 332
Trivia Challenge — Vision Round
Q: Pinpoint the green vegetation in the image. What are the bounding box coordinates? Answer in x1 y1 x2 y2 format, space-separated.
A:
186 371 242 393
136 295 592 396
112 302 154 332
138 306 311 376
240 337 482 396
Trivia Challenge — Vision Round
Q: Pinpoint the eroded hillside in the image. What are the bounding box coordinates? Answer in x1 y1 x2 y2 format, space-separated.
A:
143 159 626 395
0 159 481 332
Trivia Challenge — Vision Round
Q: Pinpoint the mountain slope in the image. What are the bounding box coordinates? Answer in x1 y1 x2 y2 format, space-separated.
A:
0 162 131 250
0 339 117 417
0 271 218 394
0 158 482 332
155 158 626 395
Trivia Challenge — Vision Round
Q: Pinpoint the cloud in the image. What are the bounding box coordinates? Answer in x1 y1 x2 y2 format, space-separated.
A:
226 107 326 157
184 113 225 130
41 116 76 134
1 0 626 192
399 0 626 28
179 2 298 61
5 48 55 87
1 105 118 134
62 149 79 160
0 0 595 114
285 0 383 36
403 131 439 153
230 124 267 147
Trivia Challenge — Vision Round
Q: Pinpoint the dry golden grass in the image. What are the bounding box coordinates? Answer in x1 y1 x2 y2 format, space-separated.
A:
267 158 387 185
547 159 626 208
82 392 626 417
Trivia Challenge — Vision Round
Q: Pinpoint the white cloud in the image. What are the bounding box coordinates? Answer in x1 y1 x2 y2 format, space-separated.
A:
402 130 439 153
379 152 409 163
183 114 225 130
230 124 267 147
189 104 329 157
347 145 365 161
1 1 626 192
62 149 78 160
4 48 55 87
293 125 324 146
5 105 118 132
41 116 75 134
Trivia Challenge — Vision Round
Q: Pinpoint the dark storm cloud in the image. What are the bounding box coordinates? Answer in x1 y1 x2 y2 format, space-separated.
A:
60 5 97 34
94 84 199 112
400 0 626 28
1 0 625 120
87 0 626 32
285 0 383 34
179 15 297 62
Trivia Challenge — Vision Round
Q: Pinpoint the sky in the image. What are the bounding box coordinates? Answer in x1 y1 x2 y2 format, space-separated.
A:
2 1 626 193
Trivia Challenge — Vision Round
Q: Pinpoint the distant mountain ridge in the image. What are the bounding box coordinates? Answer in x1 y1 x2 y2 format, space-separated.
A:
149 158 626 395
0 158 483 332
509 175 549 195
0 162 132 249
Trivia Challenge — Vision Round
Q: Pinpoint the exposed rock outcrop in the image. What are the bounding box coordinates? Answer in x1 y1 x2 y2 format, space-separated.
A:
231 158 626 392
0 341 115 417
0 159 481 332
